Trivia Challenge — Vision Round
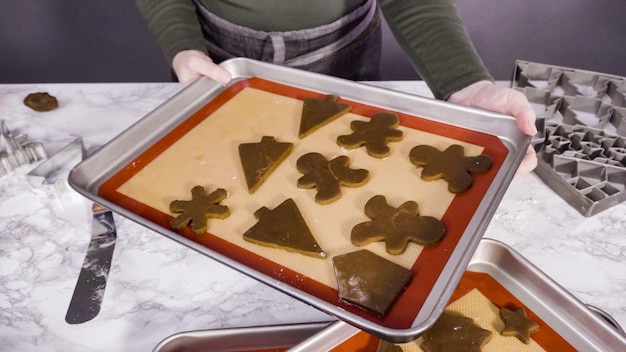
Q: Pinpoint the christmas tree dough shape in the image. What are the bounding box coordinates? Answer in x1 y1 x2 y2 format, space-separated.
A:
299 94 351 138
243 198 326 259
239 136 294 193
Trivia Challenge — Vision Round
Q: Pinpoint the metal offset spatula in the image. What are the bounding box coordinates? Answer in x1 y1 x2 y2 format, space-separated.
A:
65 203 117 324
25 137 116 324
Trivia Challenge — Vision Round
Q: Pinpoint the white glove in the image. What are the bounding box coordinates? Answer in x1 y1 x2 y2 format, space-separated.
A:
172 50 232 87
448 80 538 177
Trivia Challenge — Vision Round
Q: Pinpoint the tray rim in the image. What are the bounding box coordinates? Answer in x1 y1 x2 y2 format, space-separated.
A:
68 58 529 342
152 321 334 352
289 238 626 351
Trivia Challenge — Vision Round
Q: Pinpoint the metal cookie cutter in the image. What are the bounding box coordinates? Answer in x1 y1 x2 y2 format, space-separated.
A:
27 137 85 195
1 119 47 176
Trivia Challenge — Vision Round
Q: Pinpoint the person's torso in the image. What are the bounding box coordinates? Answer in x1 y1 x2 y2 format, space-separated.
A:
198 0 366 31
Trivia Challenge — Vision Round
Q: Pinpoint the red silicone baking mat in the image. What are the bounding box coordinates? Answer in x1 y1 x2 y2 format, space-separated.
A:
97 77 507 331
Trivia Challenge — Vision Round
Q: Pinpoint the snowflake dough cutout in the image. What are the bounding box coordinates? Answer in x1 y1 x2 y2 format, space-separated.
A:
169 185 230 234
336 111 403 158
351 195 445 254
409 144 494 194
297 152 369 204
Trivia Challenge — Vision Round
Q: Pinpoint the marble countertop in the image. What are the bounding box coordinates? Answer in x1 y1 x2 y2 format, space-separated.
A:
1 81 624 351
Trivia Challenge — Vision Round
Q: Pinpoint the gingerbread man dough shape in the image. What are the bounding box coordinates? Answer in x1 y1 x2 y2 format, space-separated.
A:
409 144 493 194
336 111 403 158
297 152 369 204
169 185 230 234
351 195 445 254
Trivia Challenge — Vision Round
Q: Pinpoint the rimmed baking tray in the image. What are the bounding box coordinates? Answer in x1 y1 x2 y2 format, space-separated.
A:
290 239 626 351
69 58 528 342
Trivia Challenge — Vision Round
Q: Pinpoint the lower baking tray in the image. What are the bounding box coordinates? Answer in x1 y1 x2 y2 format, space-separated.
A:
68 58 528 342
290 239 626 351
152 322 333 352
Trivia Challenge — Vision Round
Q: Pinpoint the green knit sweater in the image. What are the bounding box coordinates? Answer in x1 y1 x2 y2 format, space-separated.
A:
134 0 493 99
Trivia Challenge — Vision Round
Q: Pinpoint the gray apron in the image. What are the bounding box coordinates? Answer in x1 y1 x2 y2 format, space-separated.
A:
194 0 381 80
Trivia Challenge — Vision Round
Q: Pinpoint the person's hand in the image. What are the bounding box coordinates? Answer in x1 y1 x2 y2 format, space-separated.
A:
172 50 232 87
448 80 538 177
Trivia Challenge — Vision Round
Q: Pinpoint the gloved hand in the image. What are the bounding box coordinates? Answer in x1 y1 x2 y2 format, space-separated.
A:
172 50 232 87
448 80 538 177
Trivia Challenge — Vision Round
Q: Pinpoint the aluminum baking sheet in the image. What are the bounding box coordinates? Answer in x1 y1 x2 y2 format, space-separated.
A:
152 322 332 352
293 239 626 351
69 58 528 342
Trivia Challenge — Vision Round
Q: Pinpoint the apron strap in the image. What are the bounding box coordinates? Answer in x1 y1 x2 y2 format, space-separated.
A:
286 0 377 66
269 33 286 65
194 0 377 67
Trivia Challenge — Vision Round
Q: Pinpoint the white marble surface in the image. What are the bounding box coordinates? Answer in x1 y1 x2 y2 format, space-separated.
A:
0 81 624 351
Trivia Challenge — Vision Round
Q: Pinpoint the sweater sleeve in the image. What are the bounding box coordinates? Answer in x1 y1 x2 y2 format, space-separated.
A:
134 0 208 67
378 0 493 100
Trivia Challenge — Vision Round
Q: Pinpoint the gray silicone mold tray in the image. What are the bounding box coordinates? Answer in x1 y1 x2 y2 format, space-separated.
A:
513 60 626 216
